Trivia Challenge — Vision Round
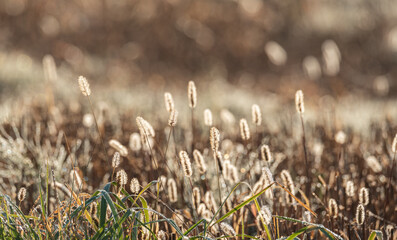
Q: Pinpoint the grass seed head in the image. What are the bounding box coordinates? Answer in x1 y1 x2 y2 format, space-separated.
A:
157 230 167 240
188 81 197 108
129 133 142 152
210 127 220 152
204 109 213 126
109 139 128 157
261 144 272 163
193 149 207 174
302 211 311 223
78 76 91 96
359 187 369 206
345 180 355 197
179 150 192 177
192 187 201 209
227 164 239 183
392 133 397 153
43 55 57 83
281 170 295 202
167 178 177 203
239 118 250 141
328 198 338 218
356 204 365 225
262 167 274 184
130 178 140 194
136 116 155 145
295 90 304 114
252 104 262 126
112 152 120 168
164 92 174 112
365 156 382 173
335 130 347 144
258 205 272 225
204 191 217 211
302 56 321 81
265 41 287 66
116 169 128 187
70 170 82 189
220 222 236 236
168 109 178 127
18 187 26 202
197 203 206 216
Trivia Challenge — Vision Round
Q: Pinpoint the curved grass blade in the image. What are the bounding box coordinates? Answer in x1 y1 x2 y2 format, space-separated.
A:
286 226 321 240
214 182 274 225
177 219 206 240
274 216 342 240
275 182 316 217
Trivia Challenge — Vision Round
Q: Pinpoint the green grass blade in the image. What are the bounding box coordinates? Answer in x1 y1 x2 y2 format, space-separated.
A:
286 226 320 240
214 182 274 225
368 230 383 240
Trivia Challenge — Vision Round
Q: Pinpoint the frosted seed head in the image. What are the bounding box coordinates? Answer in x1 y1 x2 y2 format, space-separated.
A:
78 76 91 96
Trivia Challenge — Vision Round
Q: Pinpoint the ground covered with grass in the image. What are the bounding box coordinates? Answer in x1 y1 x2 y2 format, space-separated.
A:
0 63 396 239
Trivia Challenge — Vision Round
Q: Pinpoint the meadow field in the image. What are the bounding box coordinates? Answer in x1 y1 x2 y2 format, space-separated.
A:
0 0 396 239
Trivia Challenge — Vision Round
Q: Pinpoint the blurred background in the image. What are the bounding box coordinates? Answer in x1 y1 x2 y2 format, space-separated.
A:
0 0 397 108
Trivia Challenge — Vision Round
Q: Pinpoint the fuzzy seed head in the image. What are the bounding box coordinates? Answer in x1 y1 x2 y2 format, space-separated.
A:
356 204 365 225
281 170 295 202
346 180 355 198
109 139 128 157
179 151 192 177
136 117 155 145
168 110 178 127
252 180 264 195
295 90 304 114
43 55 57 83
365 156 382 173
262 167 274 184
204 109 213 126
112 152 120 168
192 187 201 209
157 230 167 240
228 164 239 184
70 169 82 189
258 206 272 225
130 178 140 194
261 144 272 163
359 187 369 206
164 92 174 112
116 169 128 187
188 81 197 108
239 118 250 141
265 41 287 66
204 191 217 211
335 130 347 145
193 149 207 174
303 211 311 223
392 133 397 153
78 76 91 96
18 187 26 202
220 109 236 125
252 104 262 126
210 127 220 152
302 56 321 81
202 209 213 222
220 222 236 236
167 178 177 203
129 133 141 152
197 203 206 216
328 198 338 218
